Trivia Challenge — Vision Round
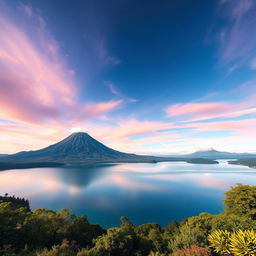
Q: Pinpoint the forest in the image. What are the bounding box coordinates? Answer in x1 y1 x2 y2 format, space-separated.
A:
1 184 256 256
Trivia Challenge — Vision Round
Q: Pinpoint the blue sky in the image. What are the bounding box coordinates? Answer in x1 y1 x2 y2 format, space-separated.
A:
0 0 256 154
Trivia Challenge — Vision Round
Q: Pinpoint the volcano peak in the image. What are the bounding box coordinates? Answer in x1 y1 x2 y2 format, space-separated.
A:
3 132 136 163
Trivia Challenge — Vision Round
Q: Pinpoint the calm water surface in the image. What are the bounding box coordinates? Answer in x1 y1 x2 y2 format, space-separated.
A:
0 160 255 227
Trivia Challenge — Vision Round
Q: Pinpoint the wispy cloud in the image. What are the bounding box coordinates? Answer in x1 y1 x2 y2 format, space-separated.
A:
96 40 121 66
104 81 137 103
0 3 122 126
165 101 256 123
87 118 175 140
71 100 123 122
250 57 256 70
166 102 233 120
184 118 256 134
104 81 120 96
217 0 256 68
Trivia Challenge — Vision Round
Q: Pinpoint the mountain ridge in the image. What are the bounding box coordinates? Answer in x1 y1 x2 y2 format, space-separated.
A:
155 148 256 159
184 148 256 159
1 132 139 163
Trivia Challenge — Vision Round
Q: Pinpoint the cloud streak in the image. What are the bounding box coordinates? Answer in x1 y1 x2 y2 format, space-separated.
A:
185 118 256 134
0 3 122 126
104 81 137 103
165 101 256 122
217 0 256 68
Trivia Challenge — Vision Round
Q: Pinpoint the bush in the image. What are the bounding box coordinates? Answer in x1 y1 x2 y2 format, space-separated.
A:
209 229 256 256
208 230 231 256
230 230 256 256
36 239 77 256
168 224 206 252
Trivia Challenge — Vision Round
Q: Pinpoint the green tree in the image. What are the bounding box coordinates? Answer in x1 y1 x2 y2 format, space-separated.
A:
69 216 105 247
136 223 166 253
223 184 256 219
0 202 27 250
22 208 74 248
86 227 135 256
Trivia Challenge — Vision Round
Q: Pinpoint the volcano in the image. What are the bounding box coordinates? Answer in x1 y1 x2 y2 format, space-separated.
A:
1 132 138 163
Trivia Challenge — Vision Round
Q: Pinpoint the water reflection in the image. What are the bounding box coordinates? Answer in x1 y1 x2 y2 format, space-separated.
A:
56 165 107 188
0 161 255 227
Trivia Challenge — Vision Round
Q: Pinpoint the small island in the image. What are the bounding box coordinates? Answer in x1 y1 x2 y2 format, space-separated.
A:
186 158 219 164
228 159 256 169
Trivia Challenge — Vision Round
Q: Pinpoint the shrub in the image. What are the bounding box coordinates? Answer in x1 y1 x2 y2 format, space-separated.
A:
208 230 231 256
36 240 77 256
168 224 205 252
209 229 256 256
230 230 256 256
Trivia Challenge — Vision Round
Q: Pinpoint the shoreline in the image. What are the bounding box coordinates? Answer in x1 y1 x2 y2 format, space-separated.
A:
0 158 218 171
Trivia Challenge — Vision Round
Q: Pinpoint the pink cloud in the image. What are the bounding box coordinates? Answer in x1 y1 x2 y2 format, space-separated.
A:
0 4 122 126
185 118 256 134
166 102 233 120
93 119 175 140
70 100 123 122
165 100 256 122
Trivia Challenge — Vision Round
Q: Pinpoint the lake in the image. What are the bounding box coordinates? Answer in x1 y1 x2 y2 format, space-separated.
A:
0 160 255 227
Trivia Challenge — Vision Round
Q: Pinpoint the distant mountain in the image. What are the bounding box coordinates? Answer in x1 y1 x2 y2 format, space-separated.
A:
0 132 139 163
184 148 256 159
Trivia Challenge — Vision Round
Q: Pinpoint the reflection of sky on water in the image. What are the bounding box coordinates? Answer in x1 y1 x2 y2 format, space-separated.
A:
0 160 255 227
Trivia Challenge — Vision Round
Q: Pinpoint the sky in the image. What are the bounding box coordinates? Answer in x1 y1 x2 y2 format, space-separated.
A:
0 0 256 154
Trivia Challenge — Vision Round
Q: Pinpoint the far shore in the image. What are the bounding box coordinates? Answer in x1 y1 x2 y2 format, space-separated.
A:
2 157 256 171
0 157 219 171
